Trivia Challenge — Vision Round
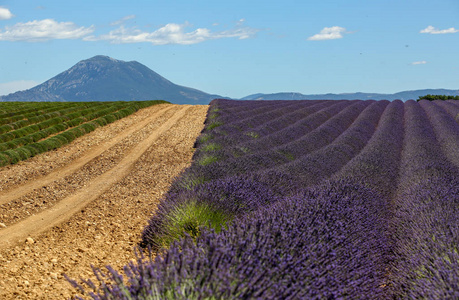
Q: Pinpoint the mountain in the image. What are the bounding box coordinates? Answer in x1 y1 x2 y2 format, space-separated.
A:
2 56 457 103
241 89 459 101
0 55 221 104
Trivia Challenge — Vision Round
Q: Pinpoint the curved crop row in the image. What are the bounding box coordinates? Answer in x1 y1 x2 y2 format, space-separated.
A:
0 102 78 125
71 99 459 299
206 100 295 132
188 100 372 186
0 100 168 166
0 102 96 134
332 100 405 198
389 100 459 298
276 100 387 186
205 101 328 150
200 100 349 161
212 99 297 122
72 180 391 299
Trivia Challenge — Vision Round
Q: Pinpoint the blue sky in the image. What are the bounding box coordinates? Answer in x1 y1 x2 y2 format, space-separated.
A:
0 0 458 98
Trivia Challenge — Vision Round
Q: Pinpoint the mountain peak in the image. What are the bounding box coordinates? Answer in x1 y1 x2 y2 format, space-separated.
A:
89 55 121 61
70 55 126 72
83 55 126 64
0 56 221 104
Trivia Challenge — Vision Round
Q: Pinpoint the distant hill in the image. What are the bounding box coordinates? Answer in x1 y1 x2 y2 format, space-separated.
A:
0 55 221 104
241 89 459 101
2 56 457 104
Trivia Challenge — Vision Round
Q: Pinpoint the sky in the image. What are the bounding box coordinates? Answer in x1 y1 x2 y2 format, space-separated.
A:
0 0 458 99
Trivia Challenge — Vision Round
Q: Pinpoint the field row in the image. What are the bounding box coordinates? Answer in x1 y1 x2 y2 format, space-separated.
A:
0 101 168 166
70 99 459 299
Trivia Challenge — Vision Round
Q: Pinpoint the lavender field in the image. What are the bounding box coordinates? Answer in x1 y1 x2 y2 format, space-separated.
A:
71 99 459 299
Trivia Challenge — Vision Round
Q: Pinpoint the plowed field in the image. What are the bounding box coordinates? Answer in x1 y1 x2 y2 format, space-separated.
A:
0 103 208 299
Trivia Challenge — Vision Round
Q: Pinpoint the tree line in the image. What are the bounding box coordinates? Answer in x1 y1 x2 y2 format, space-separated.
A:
417 94 459 101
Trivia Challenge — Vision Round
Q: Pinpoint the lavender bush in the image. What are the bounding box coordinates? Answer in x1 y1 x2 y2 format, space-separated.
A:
70 179 391 299
332 100 405 197
389 100 459 298
141 172 293 250
69 99 459 299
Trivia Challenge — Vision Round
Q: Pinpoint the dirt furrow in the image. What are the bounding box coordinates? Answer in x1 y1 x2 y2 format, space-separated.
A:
0 105 173 206
0 105 189 250
0 103 171 192
0 104 208 299
0 105 178 228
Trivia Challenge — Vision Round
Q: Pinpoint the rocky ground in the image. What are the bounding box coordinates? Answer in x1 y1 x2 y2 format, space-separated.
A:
0 103 208 299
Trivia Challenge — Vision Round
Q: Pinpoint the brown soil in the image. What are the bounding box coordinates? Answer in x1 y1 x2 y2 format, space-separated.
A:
0 103 208 299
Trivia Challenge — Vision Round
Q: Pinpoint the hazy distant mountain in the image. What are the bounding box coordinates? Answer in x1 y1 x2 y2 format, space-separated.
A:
2 56 457 104
0 55 221 104
241 89 459 101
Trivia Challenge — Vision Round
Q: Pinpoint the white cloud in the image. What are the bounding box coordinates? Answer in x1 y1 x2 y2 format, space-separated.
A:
85 20 259 45
420 25 459 34
0 7 13 20
0 19 94 42
308 26 348 41
110 15 136 26
0 80 39 95
411 61 427 65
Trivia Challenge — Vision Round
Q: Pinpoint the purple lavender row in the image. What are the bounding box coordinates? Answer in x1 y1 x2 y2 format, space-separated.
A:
195 100 347 162
208 100 328 147
256 100 371 156
141 171 296 250
421 100 459 167
445 99 459 108
201 100 294 137
239 101 325 130
190 101 357 183
69 99 459 298
331 100 404 198
143 101 366 246
231 100 355 155
211 100 301 129
151 99 376 243
72 179 391 299
432 100 459 123
194 100 289 148
211 99 289 115
393 100 459 189
250 101 341 137
196 100 311 149
273 100 388 187
389 100 459 298
209 100 334 141
218 100 300 124
189 100 372 183
209 98 279 116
